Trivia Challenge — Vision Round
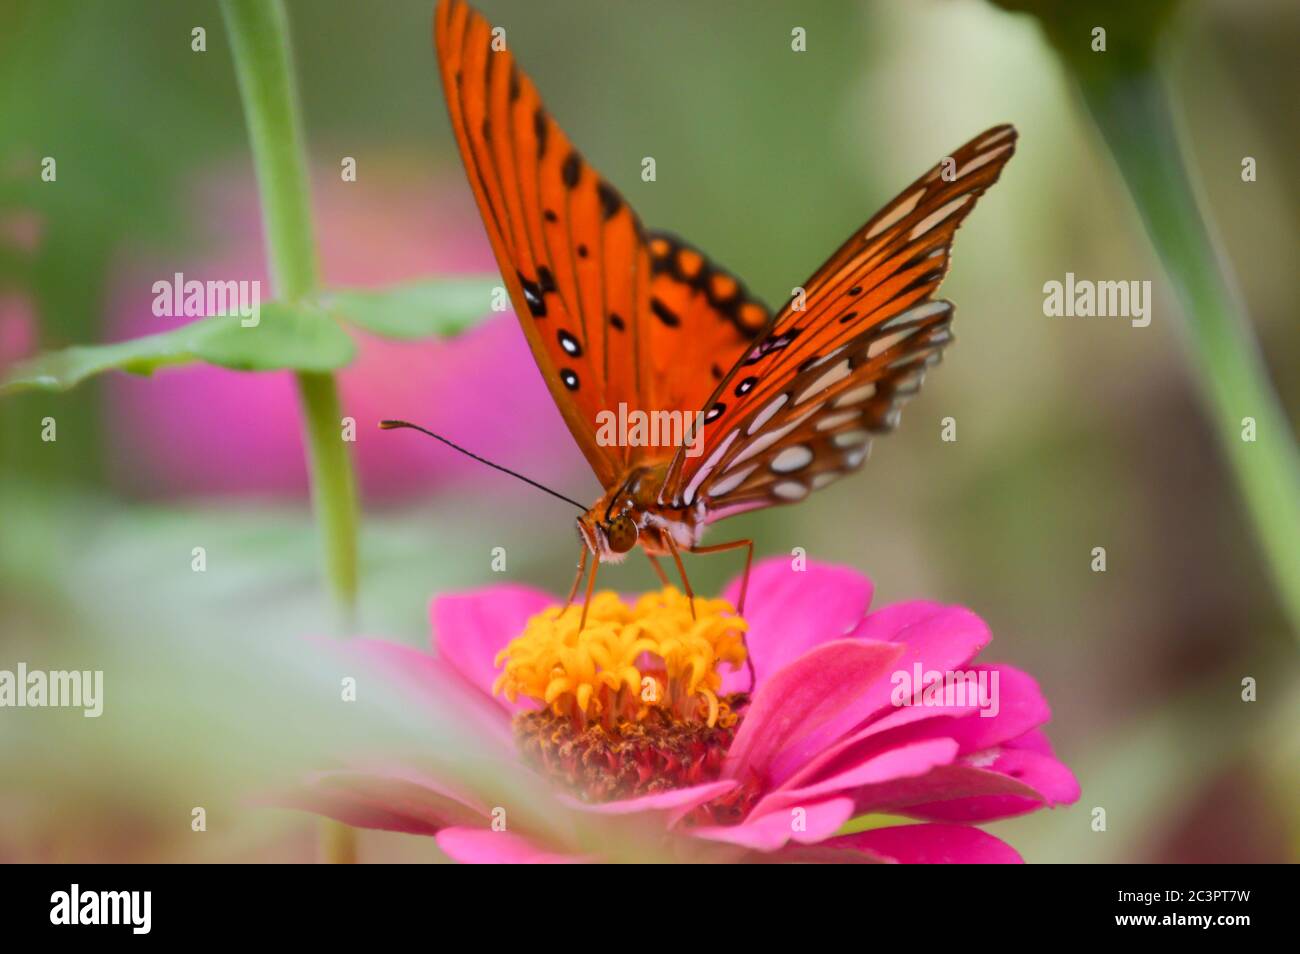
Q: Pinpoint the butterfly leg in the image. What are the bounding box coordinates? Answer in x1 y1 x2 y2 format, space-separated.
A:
663 534 697 620
645 552 672 588
578 551 600 632
562 544 589 613
688 538 754 615
688 538 756 690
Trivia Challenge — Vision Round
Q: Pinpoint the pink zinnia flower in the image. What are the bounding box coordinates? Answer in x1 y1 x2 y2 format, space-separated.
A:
290 558 1079 862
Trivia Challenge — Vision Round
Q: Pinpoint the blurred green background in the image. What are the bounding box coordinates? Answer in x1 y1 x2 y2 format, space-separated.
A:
1 0 1296 862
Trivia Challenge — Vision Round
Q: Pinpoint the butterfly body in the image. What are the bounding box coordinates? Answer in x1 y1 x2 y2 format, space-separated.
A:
428 0 1018 622
576 463 700 565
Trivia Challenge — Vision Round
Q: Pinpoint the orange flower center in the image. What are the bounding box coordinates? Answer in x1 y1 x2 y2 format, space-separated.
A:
494 587 751 801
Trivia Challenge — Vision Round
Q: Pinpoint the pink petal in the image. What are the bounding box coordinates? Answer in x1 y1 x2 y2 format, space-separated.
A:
431 585 555 709
780 701 977 791
271 768 488 836
435 827 586 864
848 742 1081 823
1005 727 1057 756
720 559 873 694
935 666 1053 754
782 664 1052 789
852 601 992 686
851 762 1042 814
321 636 514 744
905 747 1081 822
313 635 442 692
766 602 992 783
563 780 739 817
768 843 894 863
689 797 857 852
749 738 959 818
724 639 903 785
827 823 1023 863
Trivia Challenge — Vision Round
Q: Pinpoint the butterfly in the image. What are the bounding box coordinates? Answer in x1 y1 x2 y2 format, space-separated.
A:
388 0 1017 627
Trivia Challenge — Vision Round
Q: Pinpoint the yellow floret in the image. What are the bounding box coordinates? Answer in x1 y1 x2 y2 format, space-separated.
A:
493 587 748 728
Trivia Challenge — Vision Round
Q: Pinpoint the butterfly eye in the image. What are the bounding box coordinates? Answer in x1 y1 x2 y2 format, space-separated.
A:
605 514 638 554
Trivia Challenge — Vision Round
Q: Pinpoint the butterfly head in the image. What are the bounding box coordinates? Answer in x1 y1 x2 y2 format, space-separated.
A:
604 511 640 553
577 507 639 561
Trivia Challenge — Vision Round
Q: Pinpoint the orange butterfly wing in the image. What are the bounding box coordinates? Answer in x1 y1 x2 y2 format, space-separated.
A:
660 126 1018 516
435 0 768 487
641 231 771 437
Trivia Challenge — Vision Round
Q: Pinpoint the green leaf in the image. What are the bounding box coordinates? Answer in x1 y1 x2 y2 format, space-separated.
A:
325 276 500 340
0 275 496 397
189 301 355 371
0 302 356 395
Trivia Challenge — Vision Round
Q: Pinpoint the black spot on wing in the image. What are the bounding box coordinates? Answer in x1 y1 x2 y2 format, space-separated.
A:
562 151 581 188
533 108 548 157
518 271 546 318
650 298 680 328
644 230 770 342
537 265 557 294
900 268 945 298
597 181 622 220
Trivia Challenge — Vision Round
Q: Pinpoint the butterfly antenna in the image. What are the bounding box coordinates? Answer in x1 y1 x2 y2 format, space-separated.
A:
379 420 587 511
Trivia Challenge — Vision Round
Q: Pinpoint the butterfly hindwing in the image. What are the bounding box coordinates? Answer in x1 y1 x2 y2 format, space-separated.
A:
641 231 770 445
662 126 1017 514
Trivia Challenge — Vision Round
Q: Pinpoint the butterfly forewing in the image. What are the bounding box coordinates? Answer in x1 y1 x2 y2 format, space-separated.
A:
662 126 1017 514
436 0 771 486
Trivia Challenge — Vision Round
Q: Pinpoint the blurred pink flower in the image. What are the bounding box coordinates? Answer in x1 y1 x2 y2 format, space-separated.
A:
0 294 35 371
105 164 577 500
289 559 1080 863
0 207 40 374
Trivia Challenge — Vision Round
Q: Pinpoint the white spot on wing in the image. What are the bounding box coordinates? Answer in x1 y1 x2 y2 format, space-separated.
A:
707 463 758 498
747 393 788 435
796 361 850 404
908 195 971 241
807 345 846 370
834 383 876 407
771 445 813 473
731 405 820 468
957 142 1012 179
866 189 923 240
881 300 950 332
773 481 807 500
816 409 860 431
977 126 1015 147
682 429 738 506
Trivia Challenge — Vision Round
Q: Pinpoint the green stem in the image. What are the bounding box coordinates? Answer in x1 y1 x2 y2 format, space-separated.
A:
221 0 319 301
220 0 359 863
1074 64 1300 633
296 372 359 617
220 0 358 622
